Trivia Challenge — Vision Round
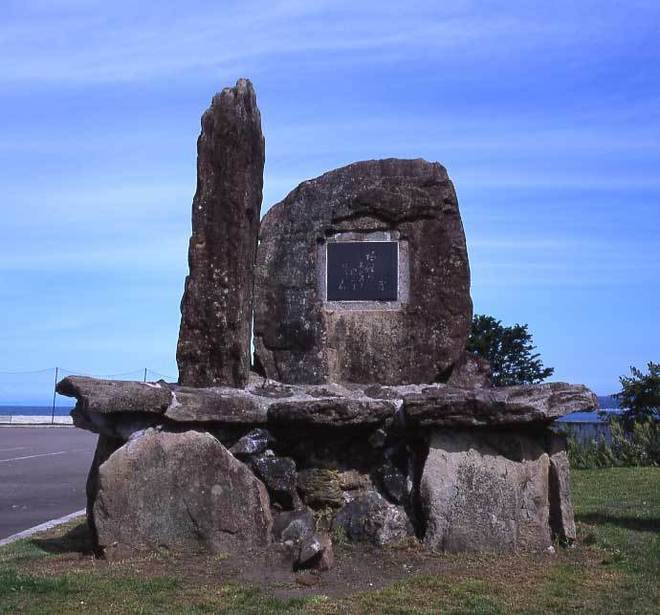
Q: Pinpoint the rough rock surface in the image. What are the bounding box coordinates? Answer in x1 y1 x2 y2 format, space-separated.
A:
57 376 171 414
313 534 334 571
297 469 344 508
165 385 267 424
296 532 334 570
60 374 586 556
230 428 272 459
268 398 396 427
254 158 472 385
55 76 593 559
272 510 333 570
252 455 299 509
71 406 161 440
404 382 598 427
420 431 552 552
58 376 597 433
376 456 409 504
338 470 372 493
547 433 577 542
177 78 265 388
272 509 315 543
447 352 492 388
86 434 124 549
92 429 272 556
334 491 414 546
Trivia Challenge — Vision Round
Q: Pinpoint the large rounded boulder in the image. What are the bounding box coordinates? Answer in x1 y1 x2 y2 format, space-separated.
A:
91 429 272 556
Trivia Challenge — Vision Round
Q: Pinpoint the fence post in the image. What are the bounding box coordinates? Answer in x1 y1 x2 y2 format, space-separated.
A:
51 366 59 425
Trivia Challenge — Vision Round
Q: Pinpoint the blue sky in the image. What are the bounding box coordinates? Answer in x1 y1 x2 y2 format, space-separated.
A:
1 0 658 402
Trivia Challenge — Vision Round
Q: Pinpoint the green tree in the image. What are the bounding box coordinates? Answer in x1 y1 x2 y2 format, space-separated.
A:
467 314 554 386
616 362 660 427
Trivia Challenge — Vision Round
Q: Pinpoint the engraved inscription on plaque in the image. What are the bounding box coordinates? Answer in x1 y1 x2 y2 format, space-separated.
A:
326 241 398 301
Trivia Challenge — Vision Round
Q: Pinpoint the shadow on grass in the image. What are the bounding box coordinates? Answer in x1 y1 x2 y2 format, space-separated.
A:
30 522 94 555
576 513 660 533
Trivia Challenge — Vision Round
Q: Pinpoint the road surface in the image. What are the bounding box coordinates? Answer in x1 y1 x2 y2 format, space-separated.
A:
0 427 97 539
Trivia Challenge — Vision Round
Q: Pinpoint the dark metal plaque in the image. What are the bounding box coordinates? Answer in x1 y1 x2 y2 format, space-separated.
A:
326 241 398 301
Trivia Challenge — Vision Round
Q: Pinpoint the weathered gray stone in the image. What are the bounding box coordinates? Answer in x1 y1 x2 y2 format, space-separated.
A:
64 373 583 555
59 376 598 434
273 509 315 542
230 428 272 459
86 434 124 550
268 398 395 427
252 455 299 509
376 457 408 504
297 533 323 566
313 534 334 571
254 158 472 385
297 532 335 570
58 377 273 426
363 384 402 400
420 431 552 552
164 385 267 424
271 509 332 570
301 383 356 397
71 406 161 440
249 381 295 398
92 429 272 556
547 432 576 542
57 77 596 560
177 78 265 388
333 491 414 546
57 376 171 415
404 382 598 427
447 352 492 388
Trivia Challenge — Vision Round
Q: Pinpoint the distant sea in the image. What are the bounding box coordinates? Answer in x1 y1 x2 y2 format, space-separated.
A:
0 405 73 417
555 395 621 424
557 409 622 423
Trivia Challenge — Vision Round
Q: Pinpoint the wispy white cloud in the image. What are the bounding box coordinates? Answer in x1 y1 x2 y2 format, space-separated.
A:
0 233 188 272
0 1 605 84
4 180 192 229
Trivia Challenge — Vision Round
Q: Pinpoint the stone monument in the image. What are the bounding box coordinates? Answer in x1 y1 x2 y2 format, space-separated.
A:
57 79 597 567
254 159 472 384
177 78 264 388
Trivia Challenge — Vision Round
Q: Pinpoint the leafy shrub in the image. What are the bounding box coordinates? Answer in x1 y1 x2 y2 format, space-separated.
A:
617 362 659 426
467 314 554 385
567 419 659 469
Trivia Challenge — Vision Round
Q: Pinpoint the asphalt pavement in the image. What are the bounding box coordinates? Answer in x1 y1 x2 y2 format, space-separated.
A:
0 427 97 539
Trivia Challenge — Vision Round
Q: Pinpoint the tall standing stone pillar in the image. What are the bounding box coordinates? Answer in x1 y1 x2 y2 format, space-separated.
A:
177 79 265 388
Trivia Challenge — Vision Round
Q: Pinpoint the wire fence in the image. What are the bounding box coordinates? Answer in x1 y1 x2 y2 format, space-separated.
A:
0 367 177 424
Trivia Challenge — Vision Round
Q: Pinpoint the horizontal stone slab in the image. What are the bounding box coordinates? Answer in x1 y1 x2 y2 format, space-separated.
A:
70 406 162 440
403 382 598 427
267 398 397 427
57 376 597 434
165 386 268 424
56 376 172 415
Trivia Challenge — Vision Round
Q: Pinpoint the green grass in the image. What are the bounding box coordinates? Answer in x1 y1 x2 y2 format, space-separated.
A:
570 467 659 614
0 569 310 615
0 467 657 614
